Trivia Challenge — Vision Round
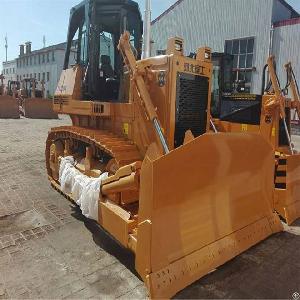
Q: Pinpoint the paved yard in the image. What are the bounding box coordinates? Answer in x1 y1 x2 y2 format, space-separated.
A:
0 116 299 299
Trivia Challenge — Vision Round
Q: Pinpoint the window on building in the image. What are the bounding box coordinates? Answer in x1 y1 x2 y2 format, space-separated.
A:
38 73 40 81
30 57 32 65
13 68 15 73
38 54 41 64
47 53 50 63
26 74 29 78
42 54 45 63
17 75 19 81
47 72 50 82
42 72 45 82
52 51 55 62
225 37 254 92
34 73 36 79
30 74 32 78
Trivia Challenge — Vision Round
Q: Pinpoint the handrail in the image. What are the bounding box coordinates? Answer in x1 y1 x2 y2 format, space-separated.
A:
118 31 170 154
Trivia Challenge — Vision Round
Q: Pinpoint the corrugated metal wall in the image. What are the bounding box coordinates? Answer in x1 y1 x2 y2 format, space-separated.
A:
151 0 274 94
273 23 300 98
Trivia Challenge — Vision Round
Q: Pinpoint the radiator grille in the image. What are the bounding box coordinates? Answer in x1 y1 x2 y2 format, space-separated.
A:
174 73 209 148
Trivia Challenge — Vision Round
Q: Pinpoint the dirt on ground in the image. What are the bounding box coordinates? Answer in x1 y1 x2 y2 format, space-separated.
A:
0 115 299 299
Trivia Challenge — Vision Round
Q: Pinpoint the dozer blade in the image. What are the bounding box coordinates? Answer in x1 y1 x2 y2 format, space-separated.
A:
23 98 58 119
0 95 19 119
136 132 282 299
275 154 300 225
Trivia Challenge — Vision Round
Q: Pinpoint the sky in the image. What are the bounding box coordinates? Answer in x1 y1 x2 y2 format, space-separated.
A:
0 0 299 66
0 0 174 65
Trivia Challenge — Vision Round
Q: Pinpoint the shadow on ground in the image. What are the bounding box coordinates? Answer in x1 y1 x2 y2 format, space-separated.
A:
70 205 139 278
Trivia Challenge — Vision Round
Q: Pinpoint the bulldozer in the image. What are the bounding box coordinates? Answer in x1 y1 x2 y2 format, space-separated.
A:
46 0 282 298
7 80 21 96
211 54 300 225
19 78 58 119
0 75 20 119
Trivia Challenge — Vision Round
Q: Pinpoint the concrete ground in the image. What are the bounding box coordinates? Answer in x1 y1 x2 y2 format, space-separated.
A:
0 115 299 299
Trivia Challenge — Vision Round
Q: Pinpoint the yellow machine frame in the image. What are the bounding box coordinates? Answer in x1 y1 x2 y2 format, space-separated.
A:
47 33 282 298
213 56 300 225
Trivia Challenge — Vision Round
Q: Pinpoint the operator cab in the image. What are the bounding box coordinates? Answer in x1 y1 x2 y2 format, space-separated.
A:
211 52 262 126
21 78 43 98
63 0 143 102
211 53 234 117
7 80 20 96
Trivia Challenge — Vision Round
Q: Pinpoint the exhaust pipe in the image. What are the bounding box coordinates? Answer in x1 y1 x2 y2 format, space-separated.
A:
143 0 151 59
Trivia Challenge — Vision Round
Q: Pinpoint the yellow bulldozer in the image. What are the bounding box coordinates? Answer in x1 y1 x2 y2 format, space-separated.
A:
19 78 58 119
46 0 282 298
211 54 300 225
0 75 20 119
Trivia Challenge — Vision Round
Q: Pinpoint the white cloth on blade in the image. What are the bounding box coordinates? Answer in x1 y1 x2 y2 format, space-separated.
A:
60 156 76 194
59 156 108 221
73 172 108 221
59 156 75 179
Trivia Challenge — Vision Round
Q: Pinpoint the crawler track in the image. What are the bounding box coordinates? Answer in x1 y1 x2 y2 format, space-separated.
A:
46 126 142 181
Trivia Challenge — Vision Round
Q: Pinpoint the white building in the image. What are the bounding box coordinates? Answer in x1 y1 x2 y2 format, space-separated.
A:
12 36 111 98
15 42 76 97
151 0 300 95
1 59 17 87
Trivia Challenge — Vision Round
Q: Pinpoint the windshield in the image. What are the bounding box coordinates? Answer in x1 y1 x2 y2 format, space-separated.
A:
63 0 142 100
64 2 142 70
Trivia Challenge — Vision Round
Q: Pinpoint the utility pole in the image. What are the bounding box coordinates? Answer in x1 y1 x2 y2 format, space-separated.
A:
143 0 151 59
5 35 8 62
